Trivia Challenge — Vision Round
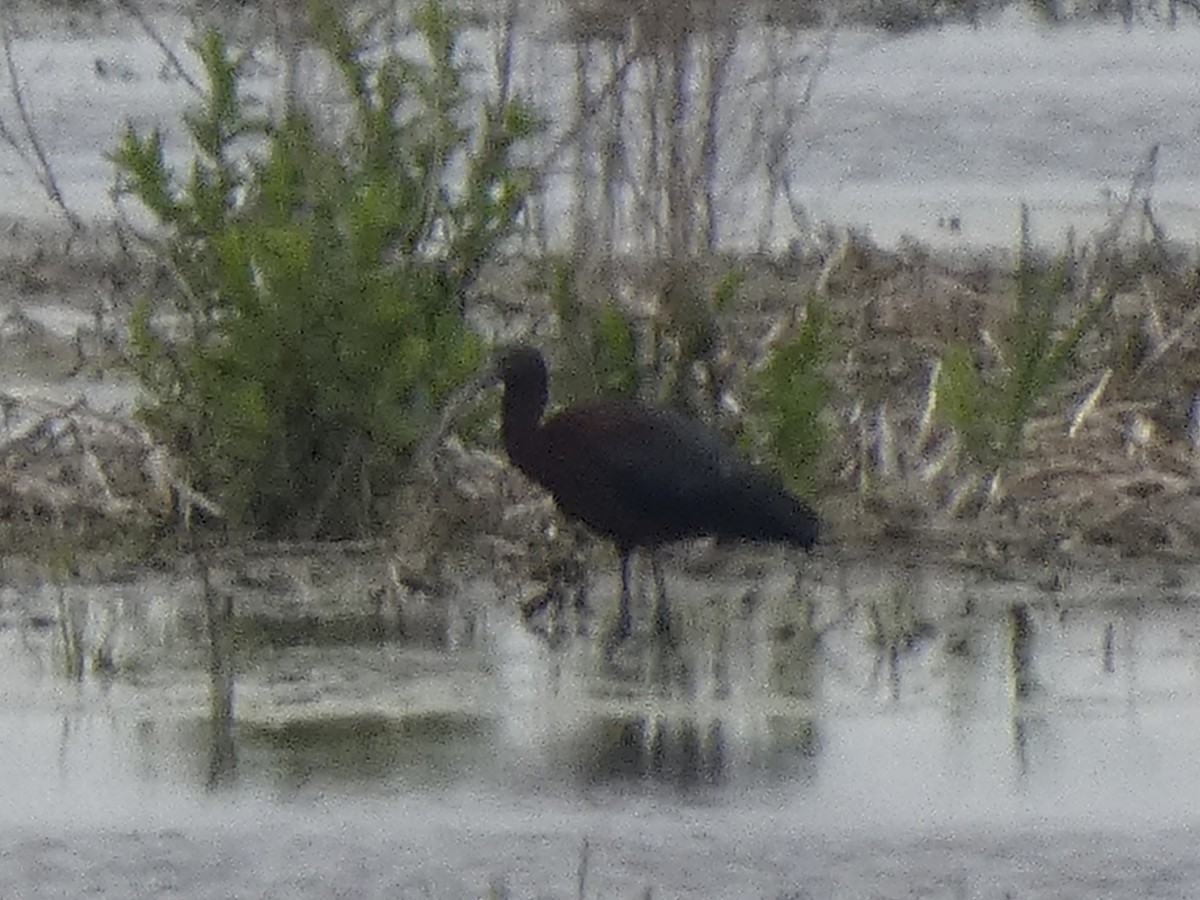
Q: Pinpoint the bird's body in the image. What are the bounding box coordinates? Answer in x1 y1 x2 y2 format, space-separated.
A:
507 397 818 553
495 346 819 645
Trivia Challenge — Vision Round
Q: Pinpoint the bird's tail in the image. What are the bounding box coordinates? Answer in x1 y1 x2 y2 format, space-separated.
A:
716 477 820 550
766 492 820 550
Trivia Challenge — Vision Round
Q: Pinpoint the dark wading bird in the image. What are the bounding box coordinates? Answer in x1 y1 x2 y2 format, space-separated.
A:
491 346 820 648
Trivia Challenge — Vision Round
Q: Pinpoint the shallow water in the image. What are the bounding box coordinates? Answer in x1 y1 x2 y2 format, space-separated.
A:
3 554 1200 897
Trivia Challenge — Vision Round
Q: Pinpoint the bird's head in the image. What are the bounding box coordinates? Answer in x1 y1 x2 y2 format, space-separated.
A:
491 345 547 392
407 345 550 473
490 345 549 424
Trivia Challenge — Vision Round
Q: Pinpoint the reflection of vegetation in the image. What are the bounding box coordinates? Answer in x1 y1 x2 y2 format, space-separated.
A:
865 566 935 701
240 712 492 788
230 610 451 651
1007 602 1036 699
113 3 537 538
572 714 728 789
54 584 86 682
768 593 822 700
764 716 820 774
199 551 236 789
47 551 119 682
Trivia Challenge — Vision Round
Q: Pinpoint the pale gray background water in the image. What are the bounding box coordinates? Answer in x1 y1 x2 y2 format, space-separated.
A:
1 10 1198 251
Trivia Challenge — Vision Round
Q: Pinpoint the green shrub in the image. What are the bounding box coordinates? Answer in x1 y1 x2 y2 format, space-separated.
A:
536 261 742 413
539 258 640 401
113 3 538 538
937 205 1115 473
748 298 832 496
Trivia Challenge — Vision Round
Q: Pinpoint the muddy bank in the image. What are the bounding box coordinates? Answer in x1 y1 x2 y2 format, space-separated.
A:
3 226 1200 574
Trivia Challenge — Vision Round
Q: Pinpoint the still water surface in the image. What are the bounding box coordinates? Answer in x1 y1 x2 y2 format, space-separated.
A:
2 555 1199 897
3 13 1199 252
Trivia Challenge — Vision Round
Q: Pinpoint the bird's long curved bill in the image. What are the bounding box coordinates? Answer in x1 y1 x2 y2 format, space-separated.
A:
406 353 502 478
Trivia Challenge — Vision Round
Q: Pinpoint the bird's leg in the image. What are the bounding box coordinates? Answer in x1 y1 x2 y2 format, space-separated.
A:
600 549 638 662
616 549 634 641
650 551 675 645
648 551 688 691
602 550 635 664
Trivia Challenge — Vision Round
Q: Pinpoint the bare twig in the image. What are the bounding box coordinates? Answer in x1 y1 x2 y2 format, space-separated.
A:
67 420 133 517
543 44 641 181
494 0 519 110
1069 369 1111 439
763 27 834 245
575 836 590 900
696 26 737 251
113 0 203 96
1132 288 1200 382
915 358 941 452
0 12 83 231
1090 143 1159 259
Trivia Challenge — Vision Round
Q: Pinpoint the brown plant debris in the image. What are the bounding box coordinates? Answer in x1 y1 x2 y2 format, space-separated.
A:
0 392 221 531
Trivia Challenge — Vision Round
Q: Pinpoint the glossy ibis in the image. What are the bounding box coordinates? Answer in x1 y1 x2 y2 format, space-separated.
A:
492 346 820 646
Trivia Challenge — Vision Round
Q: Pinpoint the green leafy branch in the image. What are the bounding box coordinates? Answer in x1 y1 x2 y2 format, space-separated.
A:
937 205 1116 477
112 2 539 538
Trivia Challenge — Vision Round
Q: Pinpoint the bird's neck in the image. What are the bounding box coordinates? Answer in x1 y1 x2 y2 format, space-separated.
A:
501 390 545 473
